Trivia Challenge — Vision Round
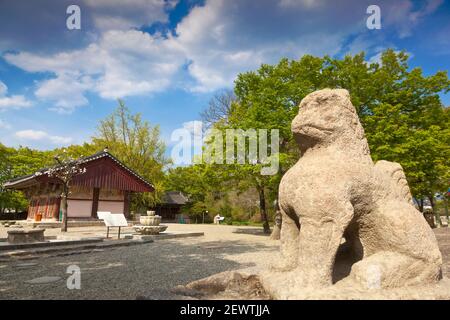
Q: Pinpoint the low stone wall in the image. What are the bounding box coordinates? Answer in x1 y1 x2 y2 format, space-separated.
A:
18 220 107 228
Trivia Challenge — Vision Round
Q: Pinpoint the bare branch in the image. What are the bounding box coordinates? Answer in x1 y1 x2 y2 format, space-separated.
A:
200 89 236 128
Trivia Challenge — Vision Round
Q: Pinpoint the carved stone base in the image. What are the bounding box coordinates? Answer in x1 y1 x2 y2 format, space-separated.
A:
133 225 168 235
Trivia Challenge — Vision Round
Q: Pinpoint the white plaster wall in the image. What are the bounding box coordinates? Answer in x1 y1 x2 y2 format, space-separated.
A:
98 201 124 214
67 199 93 218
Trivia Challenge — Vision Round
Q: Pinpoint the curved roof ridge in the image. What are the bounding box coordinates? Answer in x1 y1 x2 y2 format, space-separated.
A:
3 150 154 191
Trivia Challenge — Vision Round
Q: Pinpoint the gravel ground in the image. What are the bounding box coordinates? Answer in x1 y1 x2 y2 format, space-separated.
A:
0 224 278 299
434 227 450 278
0 224 448 300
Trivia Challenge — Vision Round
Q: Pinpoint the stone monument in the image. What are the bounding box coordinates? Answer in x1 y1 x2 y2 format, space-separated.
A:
177 89 449 299
133 211 168 235
260 88 446 298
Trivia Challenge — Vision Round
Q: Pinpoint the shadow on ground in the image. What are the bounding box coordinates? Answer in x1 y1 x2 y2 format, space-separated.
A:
2 227 448 300
0 238 275 299
435 228 450 278
232 228 271 237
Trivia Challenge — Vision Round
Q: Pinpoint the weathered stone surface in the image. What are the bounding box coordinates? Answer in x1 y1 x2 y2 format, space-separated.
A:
140 215 162 226
177 271 450 299
133 225 168 235
173 271 271 300
178 89 448 300
261 88 444 298
7 228 45 244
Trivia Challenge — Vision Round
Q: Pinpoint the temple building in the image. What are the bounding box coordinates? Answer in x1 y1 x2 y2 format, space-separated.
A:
153 191 189 222
3 151 154 221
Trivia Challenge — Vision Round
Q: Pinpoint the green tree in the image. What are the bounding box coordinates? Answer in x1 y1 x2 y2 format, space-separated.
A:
92 99 170 211
230 49 449 218
52 143 97 160
175 50 448 232
360 51 450 214
48 151 87 232
165 163 229 221
0 145 53 214
0 143 14 214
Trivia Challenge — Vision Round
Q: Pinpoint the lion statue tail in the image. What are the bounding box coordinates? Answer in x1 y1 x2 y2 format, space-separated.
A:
374 160 414 205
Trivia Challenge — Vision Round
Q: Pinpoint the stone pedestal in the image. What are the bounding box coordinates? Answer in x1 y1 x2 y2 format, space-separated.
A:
140 215 161 226
7 229 46 243
133 225 168 235
134 210 167 234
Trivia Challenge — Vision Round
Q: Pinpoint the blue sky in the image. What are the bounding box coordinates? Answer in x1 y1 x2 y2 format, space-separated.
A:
0 0 449 154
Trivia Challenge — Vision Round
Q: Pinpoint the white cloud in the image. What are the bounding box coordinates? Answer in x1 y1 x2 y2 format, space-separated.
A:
173 0 442 92
0 80 33 111
0 95 33 111
15 130 47 140
15 130 72 144
94 30 182 98
83 0 177 31
278 0 324 8
2 0 443 112
4 0 362 103
5 29 184 112
173 0 352 92
35 74 93 114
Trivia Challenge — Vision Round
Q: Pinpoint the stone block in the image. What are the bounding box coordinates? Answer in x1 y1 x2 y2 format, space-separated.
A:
7 228 46 244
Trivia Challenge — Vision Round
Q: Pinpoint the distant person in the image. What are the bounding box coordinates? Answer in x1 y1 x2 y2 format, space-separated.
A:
213 214 224 224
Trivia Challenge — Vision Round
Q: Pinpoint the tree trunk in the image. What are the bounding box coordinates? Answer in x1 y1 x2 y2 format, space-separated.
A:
270 211 282 240
445 195 449 227
61 185 68 232
419 198 424 212
269 200 281 240
258 186 270 234
429 195 441 228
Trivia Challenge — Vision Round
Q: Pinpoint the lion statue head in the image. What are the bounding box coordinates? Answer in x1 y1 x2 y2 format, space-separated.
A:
292 88 369 155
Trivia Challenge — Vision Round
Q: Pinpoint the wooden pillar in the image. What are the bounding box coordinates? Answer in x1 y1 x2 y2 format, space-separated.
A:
91 187 100 219
44 195 50 219
27 199 35 220
54 197 61 221
123 191 131 219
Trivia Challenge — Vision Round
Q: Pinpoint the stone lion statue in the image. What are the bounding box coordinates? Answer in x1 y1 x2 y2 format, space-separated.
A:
261 89 442 298
176 89 446 300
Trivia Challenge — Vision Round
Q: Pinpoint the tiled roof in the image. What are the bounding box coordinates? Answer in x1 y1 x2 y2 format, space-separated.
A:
161 191 189 205
3 150 154 190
